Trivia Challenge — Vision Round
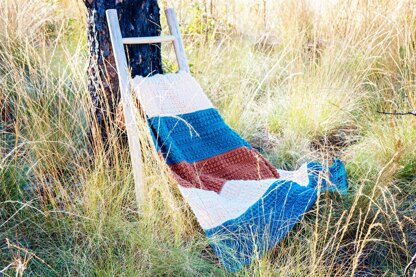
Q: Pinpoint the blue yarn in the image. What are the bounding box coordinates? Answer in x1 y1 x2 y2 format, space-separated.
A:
307 159 348 195
148 108 251 164
204 160 348 272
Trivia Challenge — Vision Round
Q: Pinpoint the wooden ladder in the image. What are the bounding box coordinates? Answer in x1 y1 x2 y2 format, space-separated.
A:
106 8 189 207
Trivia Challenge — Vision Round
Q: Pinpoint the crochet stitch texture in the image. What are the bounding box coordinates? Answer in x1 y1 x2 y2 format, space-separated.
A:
133 71 348 271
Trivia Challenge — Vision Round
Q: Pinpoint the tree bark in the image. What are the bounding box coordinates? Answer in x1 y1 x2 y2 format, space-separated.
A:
84 0 163 144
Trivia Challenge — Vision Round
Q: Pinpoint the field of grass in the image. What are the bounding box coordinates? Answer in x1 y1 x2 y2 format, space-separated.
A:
1 0 415 275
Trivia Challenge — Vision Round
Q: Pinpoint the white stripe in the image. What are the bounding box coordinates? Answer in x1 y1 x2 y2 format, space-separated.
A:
132 71 213 118
179 163 310 230
277 163 309 187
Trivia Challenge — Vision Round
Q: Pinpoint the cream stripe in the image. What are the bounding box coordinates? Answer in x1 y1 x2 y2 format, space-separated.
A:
179 164 310 230
276 163 309 187
132 71 213 118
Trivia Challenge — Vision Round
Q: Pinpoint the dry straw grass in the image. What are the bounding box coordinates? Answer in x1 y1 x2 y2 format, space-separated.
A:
1 0 415 275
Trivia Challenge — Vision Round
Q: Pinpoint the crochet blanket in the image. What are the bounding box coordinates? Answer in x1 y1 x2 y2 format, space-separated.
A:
133 71 348 272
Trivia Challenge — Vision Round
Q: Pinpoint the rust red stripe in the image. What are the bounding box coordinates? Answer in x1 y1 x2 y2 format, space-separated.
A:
168 146 280 193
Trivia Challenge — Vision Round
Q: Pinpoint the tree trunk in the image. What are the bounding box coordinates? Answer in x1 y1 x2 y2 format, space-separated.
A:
84 0 163 145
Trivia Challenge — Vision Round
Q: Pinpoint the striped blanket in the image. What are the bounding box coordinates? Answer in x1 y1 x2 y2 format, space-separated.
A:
133 71 348 271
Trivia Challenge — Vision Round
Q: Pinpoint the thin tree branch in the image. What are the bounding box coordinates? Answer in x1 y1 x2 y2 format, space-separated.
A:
377 110 416 117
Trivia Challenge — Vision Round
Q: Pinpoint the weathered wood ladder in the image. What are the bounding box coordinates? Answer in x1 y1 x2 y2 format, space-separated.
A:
106 8 189 206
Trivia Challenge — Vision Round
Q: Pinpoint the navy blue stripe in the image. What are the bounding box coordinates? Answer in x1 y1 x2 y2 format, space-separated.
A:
148 108 251 164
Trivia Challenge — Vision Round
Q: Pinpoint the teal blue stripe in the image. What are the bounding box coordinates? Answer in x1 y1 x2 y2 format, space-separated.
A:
148 108 251 164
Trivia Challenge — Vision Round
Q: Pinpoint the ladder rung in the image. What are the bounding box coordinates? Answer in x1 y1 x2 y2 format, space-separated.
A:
122 35 175 45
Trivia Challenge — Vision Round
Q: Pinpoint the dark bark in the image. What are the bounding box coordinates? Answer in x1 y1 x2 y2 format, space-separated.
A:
84 0 163 144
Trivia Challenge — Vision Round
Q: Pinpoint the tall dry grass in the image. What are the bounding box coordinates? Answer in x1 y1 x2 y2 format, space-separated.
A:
1 0 415 275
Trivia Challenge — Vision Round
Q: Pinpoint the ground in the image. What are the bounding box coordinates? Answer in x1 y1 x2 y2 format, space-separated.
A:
0 0 415 275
